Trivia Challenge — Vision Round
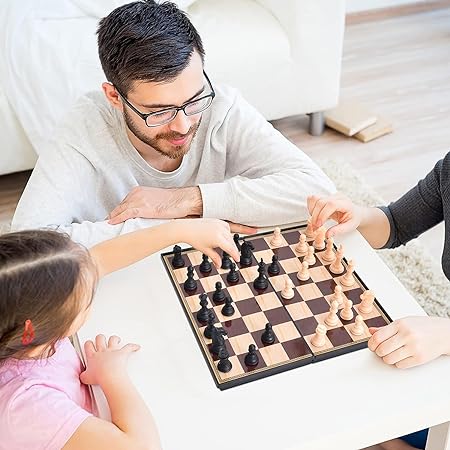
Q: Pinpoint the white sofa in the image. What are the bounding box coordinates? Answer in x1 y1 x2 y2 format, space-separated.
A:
0 0 346 176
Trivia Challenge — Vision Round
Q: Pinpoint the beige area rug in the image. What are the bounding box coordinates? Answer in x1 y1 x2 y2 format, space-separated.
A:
318 159 450 319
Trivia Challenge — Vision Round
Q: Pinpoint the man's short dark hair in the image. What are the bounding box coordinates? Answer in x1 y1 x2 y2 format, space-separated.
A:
97 0 205 95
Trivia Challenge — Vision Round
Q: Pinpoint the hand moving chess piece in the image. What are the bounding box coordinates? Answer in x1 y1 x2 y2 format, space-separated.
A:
325 300 339 326
341 259 356 287
351 315 365 336
295 233 308 255
322 237 336 262
270 227 284 247
281 276 295 299
304 245 316 265
340 299 354 321
297 261 310 281
305 218 315 239
331 285 344 306
311 324 327 347
313 226 326 250
358 290 375 314
329 244 344 274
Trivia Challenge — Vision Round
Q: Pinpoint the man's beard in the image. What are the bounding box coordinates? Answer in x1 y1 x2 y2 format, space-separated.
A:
123 108 201 160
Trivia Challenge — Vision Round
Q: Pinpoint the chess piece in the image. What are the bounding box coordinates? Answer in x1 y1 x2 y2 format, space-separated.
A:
313 226 326 250
281 276 295 299
351 315 365 336
321 237 336 262
221 296 235 317
197 293 210 323
253 259 269 290
233 233 241 251
297 261 310 281
304 245 316 265
325 300 340 327
270 227 284 247
331 285 344 306
217 347 232 373
184 265 197 291
240 240 254 267
358 290 375 314
212 281 226 303
340 299 354 321
221 251 232 270
211 326 227 355
203 310 216 339
329 244 344 274
341 259 356 287
227 263 239 283
305 218 315 239
261 323 276 345
311 324 327 348
268 255 281 276
295 233 308 255
199 254 212 273
172 245 185 268
244 344 259 366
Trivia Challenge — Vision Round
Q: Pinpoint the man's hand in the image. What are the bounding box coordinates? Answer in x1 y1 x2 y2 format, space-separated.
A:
108 186 203 224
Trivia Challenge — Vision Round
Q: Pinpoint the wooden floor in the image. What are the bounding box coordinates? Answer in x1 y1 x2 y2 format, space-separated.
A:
1 8 450 270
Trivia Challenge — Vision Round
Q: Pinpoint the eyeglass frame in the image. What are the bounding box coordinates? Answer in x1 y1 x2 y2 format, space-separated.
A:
114 70 215 127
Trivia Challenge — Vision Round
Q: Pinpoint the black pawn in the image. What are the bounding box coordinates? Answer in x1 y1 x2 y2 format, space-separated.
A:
217 347 232 373
196 294 210 323
221 296 235 317
184 265 197 292
203 310 216 339
172 245 184 268
244 344 259 367
221 251 232 270
227 263 239 283
261 323 276 345
268 255 280 276
199 254 212 273
212 281 226 303
253 259 268 290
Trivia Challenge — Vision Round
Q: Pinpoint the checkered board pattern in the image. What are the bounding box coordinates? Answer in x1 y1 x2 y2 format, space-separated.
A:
161 225 391 390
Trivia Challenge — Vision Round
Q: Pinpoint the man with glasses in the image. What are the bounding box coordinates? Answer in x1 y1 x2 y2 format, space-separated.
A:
12 0 334 246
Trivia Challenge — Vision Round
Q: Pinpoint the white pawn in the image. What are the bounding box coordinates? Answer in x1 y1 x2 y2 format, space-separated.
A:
313 226 326 250
341 259 356 287
304 245 316 265
305 218 315 239
295 233 309 255
329 244 344 274
321 237 336 262
270 227 284 247
331 285 344 306
325 300 340 327
297 261 310 281
358 290 375 314
281 276 295 300
311 324 327 347
351 315 365 336
340 299 354 321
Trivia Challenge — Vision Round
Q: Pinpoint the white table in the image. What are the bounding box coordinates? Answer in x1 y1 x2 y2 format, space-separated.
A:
77 230 450 450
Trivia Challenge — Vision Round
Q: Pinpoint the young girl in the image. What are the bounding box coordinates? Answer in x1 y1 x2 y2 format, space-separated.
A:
307 153 450 450
0 218 243 450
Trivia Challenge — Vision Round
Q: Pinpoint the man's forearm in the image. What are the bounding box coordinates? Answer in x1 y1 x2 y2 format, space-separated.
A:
174 186 203 216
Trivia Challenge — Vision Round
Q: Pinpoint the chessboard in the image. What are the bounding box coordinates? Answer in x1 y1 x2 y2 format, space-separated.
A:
161 223 391 390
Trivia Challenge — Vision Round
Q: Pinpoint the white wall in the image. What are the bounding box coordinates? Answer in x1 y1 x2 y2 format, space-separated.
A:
346 0 431 13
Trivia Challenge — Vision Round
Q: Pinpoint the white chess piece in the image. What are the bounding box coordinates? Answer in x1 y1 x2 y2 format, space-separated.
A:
341 259 356 287
329 244 344 274
325 300 340 327
331 285 344 306
340 299 354 321
304 245 316 265
313 226 326 250
321 237 336 262
281 276 295 299
295 233 308 255
305 218 315 239
311 324 327 347
297 261 310 281
358 290 375 314
270 227 283 247
351 315 365 336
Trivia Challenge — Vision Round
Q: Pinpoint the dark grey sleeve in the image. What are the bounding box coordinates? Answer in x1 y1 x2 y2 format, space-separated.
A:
377 154 450 249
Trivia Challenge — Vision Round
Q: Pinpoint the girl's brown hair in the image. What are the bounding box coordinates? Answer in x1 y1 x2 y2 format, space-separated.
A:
0 229 97 364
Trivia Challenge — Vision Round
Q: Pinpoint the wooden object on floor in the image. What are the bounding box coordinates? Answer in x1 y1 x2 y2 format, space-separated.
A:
325 102 377 136
354 117 394 142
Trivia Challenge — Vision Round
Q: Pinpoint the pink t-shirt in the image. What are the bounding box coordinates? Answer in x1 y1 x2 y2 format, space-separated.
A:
0 338 94 450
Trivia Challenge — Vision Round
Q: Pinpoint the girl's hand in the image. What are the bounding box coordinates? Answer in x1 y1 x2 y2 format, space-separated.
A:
80 335 140 387
307 193 363 238
368 316 450 369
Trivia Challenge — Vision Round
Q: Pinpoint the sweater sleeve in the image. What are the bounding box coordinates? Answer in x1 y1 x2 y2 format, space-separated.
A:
199 91 335 226
379 154 449 249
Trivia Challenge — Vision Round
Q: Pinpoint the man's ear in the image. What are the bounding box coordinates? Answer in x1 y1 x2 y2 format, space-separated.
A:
102 82 123 111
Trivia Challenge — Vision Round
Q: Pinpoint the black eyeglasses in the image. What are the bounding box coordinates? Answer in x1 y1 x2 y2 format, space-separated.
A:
115 71 215 127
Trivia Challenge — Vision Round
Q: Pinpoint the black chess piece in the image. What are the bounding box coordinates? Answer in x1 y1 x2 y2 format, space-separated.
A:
184 265 197 292
172 245 184 268
268 255 281 276
221 251 232 270
221 296 235 317
199 254 212 273
253 259 268 290
196 294 210 323
239 240 254 267
226 263 239 283
233 233 241 251
244 344 259 366
212 281 226 303
211 326 227 355
203 310 216 339
217 347 232 373
261 323 276 345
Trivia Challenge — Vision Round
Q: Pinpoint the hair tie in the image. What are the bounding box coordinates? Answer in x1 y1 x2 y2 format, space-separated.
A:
22 320 35 345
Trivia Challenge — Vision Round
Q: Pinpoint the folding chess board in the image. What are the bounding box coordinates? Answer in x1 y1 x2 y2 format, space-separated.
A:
161 224 391 390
